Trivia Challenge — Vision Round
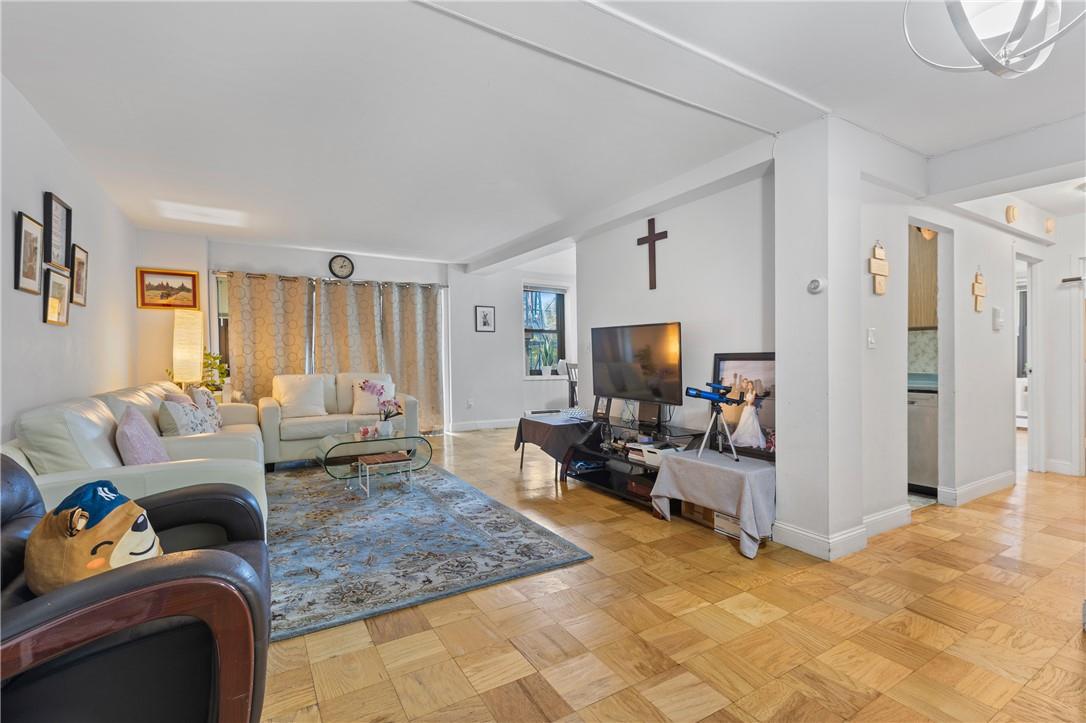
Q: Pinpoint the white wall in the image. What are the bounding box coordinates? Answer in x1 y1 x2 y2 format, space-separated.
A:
446 265 577 430
861 201 1019 509
1 77 137 439
860 203 909 524
1039 212 1086 475
132 229 209 384
576 174 773 430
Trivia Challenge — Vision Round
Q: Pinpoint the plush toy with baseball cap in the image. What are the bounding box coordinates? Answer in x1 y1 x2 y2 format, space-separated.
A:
25 481 162 595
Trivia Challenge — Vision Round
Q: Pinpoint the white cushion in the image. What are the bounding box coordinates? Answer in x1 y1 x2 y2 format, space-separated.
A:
352 380 396 415
14 398 123 474
273 375 328 419
335 372 391 414
94 387 161 428
280 413 399 441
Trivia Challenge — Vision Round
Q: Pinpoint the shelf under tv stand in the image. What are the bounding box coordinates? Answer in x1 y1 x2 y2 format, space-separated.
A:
562 419 699 512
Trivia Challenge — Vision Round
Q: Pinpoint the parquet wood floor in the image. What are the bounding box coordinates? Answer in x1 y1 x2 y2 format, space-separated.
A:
262 429 1084 722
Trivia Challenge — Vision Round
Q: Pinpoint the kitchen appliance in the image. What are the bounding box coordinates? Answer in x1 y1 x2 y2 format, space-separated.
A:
907 391 938 493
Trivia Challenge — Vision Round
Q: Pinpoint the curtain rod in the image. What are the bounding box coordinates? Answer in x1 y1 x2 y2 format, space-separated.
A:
211 270 447 288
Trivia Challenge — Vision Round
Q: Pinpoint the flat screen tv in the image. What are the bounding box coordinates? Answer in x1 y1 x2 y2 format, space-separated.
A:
712 352 775 459
591 322 683 405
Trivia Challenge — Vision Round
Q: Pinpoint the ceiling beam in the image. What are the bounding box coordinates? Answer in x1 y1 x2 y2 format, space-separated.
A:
465 136 774 273
926 113 1086 203
414 0 777 136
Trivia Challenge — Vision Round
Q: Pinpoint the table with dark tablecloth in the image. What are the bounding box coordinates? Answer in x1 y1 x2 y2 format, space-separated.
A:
514 414 591 464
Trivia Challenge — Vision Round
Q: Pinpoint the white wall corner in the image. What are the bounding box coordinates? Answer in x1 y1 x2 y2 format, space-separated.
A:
1045 459 1075 476
448 418 519 433
771 521 868 561
862 504 912 537
937 470 1015 506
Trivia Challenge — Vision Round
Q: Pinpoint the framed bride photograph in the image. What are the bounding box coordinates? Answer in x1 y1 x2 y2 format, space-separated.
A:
711 352 776 459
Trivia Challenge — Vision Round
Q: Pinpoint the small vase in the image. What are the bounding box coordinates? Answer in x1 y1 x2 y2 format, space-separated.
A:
377 420 393 436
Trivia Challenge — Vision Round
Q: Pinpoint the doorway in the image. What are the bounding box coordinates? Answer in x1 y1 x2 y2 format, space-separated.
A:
907 225 938 507
1014 252 1044 476
1014 259 1029 475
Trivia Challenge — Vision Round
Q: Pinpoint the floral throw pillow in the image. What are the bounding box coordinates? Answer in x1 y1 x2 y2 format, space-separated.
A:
353 379 395 415
158 400 216 437
187 387 223 431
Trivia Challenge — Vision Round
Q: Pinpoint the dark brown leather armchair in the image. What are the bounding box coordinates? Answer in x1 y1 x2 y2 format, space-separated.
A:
0 455 270 723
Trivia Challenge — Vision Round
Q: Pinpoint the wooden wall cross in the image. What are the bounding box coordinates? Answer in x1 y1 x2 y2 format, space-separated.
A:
637 217 668 290
972 271 987 312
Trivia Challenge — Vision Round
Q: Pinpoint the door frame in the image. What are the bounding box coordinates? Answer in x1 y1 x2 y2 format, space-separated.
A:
1015 250 1045 473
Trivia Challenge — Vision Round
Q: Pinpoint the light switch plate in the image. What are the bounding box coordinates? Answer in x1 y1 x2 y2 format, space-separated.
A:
992 306 1004 331
866 327 877 349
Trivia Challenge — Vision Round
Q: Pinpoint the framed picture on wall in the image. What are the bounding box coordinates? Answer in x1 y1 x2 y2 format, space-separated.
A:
43 192 72 271
43 268 71 326
475 305 495 332
136 267 200 310
70 244 89 306
15 212 43 295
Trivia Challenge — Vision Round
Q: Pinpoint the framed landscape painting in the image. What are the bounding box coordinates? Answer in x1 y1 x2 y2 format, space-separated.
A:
70 244 88 306
136 267 200 310
15 212 43 294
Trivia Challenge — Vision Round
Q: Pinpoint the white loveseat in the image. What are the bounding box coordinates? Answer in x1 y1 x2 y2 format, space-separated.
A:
258 373 419 465
1 381 267 518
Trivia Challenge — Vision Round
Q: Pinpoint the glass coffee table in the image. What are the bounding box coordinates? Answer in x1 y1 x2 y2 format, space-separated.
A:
316 431 433 497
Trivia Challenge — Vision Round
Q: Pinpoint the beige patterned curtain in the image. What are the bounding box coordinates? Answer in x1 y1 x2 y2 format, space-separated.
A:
314 280 444 432
226 273 313 402
313 281 381 374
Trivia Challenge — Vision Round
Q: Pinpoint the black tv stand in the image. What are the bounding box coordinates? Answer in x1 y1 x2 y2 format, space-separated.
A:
562 415 700 510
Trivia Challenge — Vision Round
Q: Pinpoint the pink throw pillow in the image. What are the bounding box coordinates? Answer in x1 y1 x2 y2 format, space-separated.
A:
116 406 169 466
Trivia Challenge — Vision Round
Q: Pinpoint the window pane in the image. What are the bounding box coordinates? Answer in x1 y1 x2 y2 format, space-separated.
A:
523 290 560 331
524 331 559 375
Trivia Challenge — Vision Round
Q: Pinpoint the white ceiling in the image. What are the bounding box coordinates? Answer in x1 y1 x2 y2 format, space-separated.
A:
2 1 1083 263
1013 177 1086 216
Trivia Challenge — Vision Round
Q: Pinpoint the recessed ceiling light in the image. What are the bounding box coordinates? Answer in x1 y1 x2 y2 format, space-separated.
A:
154 200 248 227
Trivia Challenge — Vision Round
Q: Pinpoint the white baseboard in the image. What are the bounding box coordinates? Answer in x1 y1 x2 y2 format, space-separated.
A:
938 469 1015 506
862 504 912 536
771 521 868 561
1046 458 1075 476
448 418 519 433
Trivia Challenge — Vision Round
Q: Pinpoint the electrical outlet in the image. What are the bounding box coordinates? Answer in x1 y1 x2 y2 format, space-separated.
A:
866 327 877 349
466 398 474 409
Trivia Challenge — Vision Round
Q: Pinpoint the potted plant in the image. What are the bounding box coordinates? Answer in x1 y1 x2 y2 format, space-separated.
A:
377 397 404 436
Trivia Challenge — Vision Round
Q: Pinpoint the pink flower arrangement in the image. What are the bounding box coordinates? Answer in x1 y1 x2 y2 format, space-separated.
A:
359 379 386 398
379 397 404 421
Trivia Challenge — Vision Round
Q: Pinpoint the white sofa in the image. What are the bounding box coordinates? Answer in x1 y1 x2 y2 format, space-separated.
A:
258 372 419 465
1 381 267 518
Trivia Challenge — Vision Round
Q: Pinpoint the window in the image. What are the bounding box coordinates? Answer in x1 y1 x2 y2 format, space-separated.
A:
215 275 230 373
523 287 565 375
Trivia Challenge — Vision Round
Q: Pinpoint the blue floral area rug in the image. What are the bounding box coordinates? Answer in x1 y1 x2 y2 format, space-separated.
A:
265 463 591 641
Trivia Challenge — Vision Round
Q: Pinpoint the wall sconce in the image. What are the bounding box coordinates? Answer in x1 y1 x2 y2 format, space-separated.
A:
172 309 204 386
1045 218 1056 234
1005 205 1018 224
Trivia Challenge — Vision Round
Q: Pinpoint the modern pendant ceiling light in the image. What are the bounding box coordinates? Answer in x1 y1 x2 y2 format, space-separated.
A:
904 0 1086 78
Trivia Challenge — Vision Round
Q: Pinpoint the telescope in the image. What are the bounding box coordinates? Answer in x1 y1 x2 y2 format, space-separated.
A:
685 383 740 460
684 384 743 406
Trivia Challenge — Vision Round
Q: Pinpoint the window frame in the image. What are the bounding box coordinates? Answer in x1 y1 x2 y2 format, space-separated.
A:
522 286 566 377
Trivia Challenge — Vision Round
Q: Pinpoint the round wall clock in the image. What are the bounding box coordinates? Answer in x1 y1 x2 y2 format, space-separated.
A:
329 254 354 279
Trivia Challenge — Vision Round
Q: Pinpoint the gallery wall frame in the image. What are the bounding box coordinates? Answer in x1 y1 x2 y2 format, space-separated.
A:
15 211 43 295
